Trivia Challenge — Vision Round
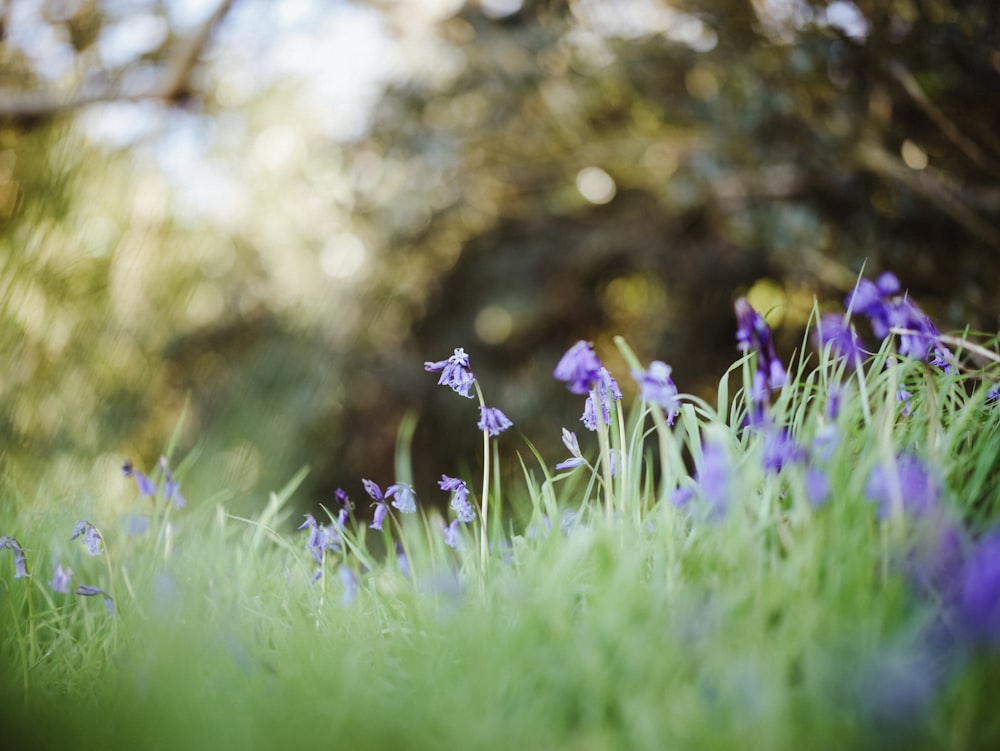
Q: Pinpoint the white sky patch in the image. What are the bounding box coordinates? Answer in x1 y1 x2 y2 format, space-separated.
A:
99 14 169 67
825 1 869 40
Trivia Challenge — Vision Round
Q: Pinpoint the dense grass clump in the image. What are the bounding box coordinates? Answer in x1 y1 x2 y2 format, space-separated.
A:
2 276 1000 750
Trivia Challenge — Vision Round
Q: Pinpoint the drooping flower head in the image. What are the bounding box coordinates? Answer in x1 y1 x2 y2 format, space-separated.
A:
632 360 680 424
734 297 787 402
439 475 475 523
50 563 73 594
581 367 622 431
364 479 389 531
443 518 464 550
673 440 731 519
76 584 115 616
71 520 104 557
478 406 513 436
554 340 603 395
814 313 867 362
298 513 341 569
958 528 1000 648
122 459 157 498
845 272 953 372
159 456 186 509
556 428 586 470
0 536 29 579
386 482 417 513
865 454 940 520
425 347 476 399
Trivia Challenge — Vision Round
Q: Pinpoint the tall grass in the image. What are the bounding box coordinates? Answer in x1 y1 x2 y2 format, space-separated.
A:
2 289 1000 750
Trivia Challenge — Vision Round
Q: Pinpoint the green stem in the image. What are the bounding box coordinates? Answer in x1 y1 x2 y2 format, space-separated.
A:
473 381 490 579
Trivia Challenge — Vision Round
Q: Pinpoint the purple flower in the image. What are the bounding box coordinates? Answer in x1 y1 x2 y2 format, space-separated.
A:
122 460 157 498
0 536 29 579
50 563 73 594
298 513 341 569
804 467 830 507
443 518 464 550
395 540 412 578
632 360 679 424
734 297 787 401
478 406 513 436
674 442 731 518
844 273 953 372
581 368 621 431
865 454 940 520
339 565 358 606
425 347 476 399
440 475 475 523
76 584 115 616
334 488 353 509
556 428 586 470
371 502 389 532
159 456 186 509
363 479 384 502
386 482 417 513
71 520 104 557
958 528 1000 647
814 313 866 362
554 340 603 395
761 428 806 473
986 383 999 403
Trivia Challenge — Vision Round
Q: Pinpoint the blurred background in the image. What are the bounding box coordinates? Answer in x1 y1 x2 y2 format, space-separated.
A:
1 0 998 517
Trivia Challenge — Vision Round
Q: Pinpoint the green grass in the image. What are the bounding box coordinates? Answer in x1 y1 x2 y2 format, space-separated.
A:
3 324 1000 750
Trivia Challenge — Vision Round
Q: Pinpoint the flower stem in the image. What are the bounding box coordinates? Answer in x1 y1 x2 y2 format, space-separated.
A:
474 381 490 578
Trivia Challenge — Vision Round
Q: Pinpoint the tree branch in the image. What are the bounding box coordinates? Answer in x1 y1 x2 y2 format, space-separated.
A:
0 0 236 123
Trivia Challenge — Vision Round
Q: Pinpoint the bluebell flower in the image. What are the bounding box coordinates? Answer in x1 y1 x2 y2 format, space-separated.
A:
986 383 999 403
555 428 586 470
804 467 830 507
440 475 475 523
734 297 787 403
478 406 513 436
122 460 156 498
761 428 806 473
958 528 1000 648
76 584 115 616
371 502 388 531
865 454 940 520
845 272 953 372
298 513 340 569
814 313 866 362
673 442 730 518
363 478 383 502
364 479 389 530
159 456 186 509
443 518 464 550
424 347 476 399
339 565 358 606
580 368 622 431
71 520 104 557
50 563 72 594
386 482 417 513
395 540 412 578
0 536 29 579
632 360 680 424
554 340 603 394
334 488 353 509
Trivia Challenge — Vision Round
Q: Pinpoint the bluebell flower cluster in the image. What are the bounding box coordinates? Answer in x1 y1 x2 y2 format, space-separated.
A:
735 297 788 408
439 475 475 523
554 341 623 433
819 271 954 372
424 347 476 398
632 360 680 425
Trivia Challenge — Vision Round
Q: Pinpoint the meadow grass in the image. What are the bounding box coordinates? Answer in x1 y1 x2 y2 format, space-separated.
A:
2 287 1000 750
